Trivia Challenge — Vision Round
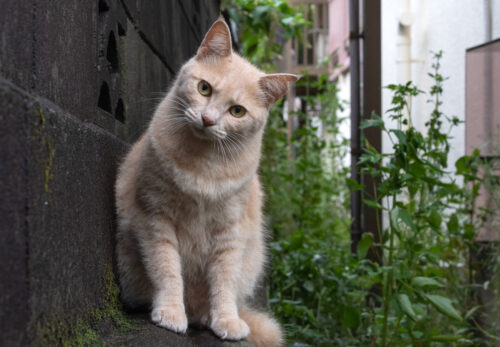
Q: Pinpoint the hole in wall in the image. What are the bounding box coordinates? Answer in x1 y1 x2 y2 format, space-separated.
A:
106 31 119 73
98 0 109 14
118 22 126 36
98 82 112 113
115 98 125 123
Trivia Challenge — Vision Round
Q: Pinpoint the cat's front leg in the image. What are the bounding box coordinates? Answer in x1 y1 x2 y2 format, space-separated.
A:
140 217 188 334
208 230 249 340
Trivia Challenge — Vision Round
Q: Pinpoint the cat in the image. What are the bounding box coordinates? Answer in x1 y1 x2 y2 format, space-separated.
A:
115 16 298 347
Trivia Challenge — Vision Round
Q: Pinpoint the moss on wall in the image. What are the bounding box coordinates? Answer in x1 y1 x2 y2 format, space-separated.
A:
33 103 54 194
35 266 133 346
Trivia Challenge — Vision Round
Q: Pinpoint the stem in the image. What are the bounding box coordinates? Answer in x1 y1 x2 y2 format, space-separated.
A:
381 195 397 347
472 318 500 341
373 182 383 255
407 320 417 344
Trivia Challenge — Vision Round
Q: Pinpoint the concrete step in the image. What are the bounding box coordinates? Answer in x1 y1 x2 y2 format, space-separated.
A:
102 314 252 347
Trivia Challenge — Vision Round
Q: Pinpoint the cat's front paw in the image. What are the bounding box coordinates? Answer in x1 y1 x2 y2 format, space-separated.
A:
211 316 250 340
151 305 188 334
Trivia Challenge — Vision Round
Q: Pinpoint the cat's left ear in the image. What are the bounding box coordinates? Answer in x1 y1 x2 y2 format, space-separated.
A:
259 73 301 107
196 15 232 61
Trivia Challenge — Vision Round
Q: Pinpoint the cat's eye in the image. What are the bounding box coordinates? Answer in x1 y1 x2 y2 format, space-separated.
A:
198 80 212 96
229 105 246 118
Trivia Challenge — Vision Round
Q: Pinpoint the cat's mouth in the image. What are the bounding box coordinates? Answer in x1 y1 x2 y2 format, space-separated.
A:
182 108 227 141
188 123 227 141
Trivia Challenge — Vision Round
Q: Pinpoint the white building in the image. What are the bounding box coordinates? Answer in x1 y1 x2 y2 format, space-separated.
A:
381 0 500 167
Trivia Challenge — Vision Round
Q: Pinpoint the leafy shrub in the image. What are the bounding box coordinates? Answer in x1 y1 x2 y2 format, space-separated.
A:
264 51 499 346
223 2 499 345
222 0 309 71
262 73 358 346
355 51 482 346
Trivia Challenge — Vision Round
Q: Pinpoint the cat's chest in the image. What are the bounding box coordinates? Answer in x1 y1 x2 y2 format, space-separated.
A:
173 198 237 267
171 196 238 238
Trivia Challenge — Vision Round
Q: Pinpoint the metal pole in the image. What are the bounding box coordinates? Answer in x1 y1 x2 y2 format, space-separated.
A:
362 0 382 266
349 0 362 254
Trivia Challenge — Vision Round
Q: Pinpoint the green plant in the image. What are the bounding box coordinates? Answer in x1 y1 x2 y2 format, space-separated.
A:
263 71 358 346
224 2 499 344
221 0 309 71
355 51 494 346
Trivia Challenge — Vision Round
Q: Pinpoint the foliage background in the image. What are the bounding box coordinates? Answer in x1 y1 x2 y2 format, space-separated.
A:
223 1 500 346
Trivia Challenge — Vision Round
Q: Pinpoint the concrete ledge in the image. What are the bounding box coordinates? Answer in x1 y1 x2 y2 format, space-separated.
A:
103 314 252 347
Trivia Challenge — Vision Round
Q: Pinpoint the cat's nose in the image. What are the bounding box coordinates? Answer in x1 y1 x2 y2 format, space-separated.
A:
201 114 216 127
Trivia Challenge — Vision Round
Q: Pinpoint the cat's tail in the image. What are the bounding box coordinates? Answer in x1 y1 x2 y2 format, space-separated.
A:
240 307 284 347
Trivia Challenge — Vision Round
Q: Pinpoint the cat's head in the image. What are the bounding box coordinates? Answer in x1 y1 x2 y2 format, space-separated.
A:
165 16 299 142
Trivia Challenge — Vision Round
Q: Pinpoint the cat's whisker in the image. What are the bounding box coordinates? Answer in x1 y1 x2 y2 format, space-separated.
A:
171 94 189 104
168 106 188 114
227 139 242 162
163 122 187 133
215 140 222 162
225 134 245 154
169 95 190 108
184 110 198 122
218 139 230 164
213 130 227 139
166 100 189 113
168 100 188 110
162 116 189 134
221 138 240 164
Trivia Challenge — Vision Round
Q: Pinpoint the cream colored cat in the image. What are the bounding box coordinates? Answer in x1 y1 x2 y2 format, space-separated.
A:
115 16 298 347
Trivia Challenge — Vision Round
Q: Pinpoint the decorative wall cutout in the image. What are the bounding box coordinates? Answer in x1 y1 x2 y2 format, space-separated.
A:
118 22 126 36
115 98 125 123
97 0 127 128
98 0 109 14
97 82 112 113
106 31 119 73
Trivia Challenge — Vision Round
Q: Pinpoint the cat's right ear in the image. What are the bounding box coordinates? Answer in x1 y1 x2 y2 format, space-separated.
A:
259 73 301 107
196 16 232 61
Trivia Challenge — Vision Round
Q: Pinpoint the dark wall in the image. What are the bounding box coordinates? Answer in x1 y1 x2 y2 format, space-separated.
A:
0 1 219 345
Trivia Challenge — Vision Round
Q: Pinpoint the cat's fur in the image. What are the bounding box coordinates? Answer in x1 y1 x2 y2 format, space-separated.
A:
115 17 298 347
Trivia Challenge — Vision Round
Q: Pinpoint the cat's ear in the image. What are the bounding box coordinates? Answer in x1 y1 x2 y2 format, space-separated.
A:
196 15 232 61
258 73 300 107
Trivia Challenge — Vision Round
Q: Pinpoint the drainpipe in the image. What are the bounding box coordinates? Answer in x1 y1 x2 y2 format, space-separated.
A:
485 0 492 41
349 0 362 253
398 0 413 89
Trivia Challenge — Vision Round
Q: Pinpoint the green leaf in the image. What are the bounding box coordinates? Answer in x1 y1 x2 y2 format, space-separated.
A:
390 207 417 234
357 233 373 259
397 294 417 321
360 114 385 130
302 280 314 292
390 208 402 234
390 129 407 145
363 199 384 210
342 306 360 329
424 294 462 321
411 276 444 289
465 305 481 320
428 210 442 230
409 161 426 178
346 178 365 192
431 335 461 342
397 208 417 232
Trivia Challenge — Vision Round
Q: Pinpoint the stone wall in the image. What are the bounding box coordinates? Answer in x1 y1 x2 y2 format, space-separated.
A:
0 1 253 346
